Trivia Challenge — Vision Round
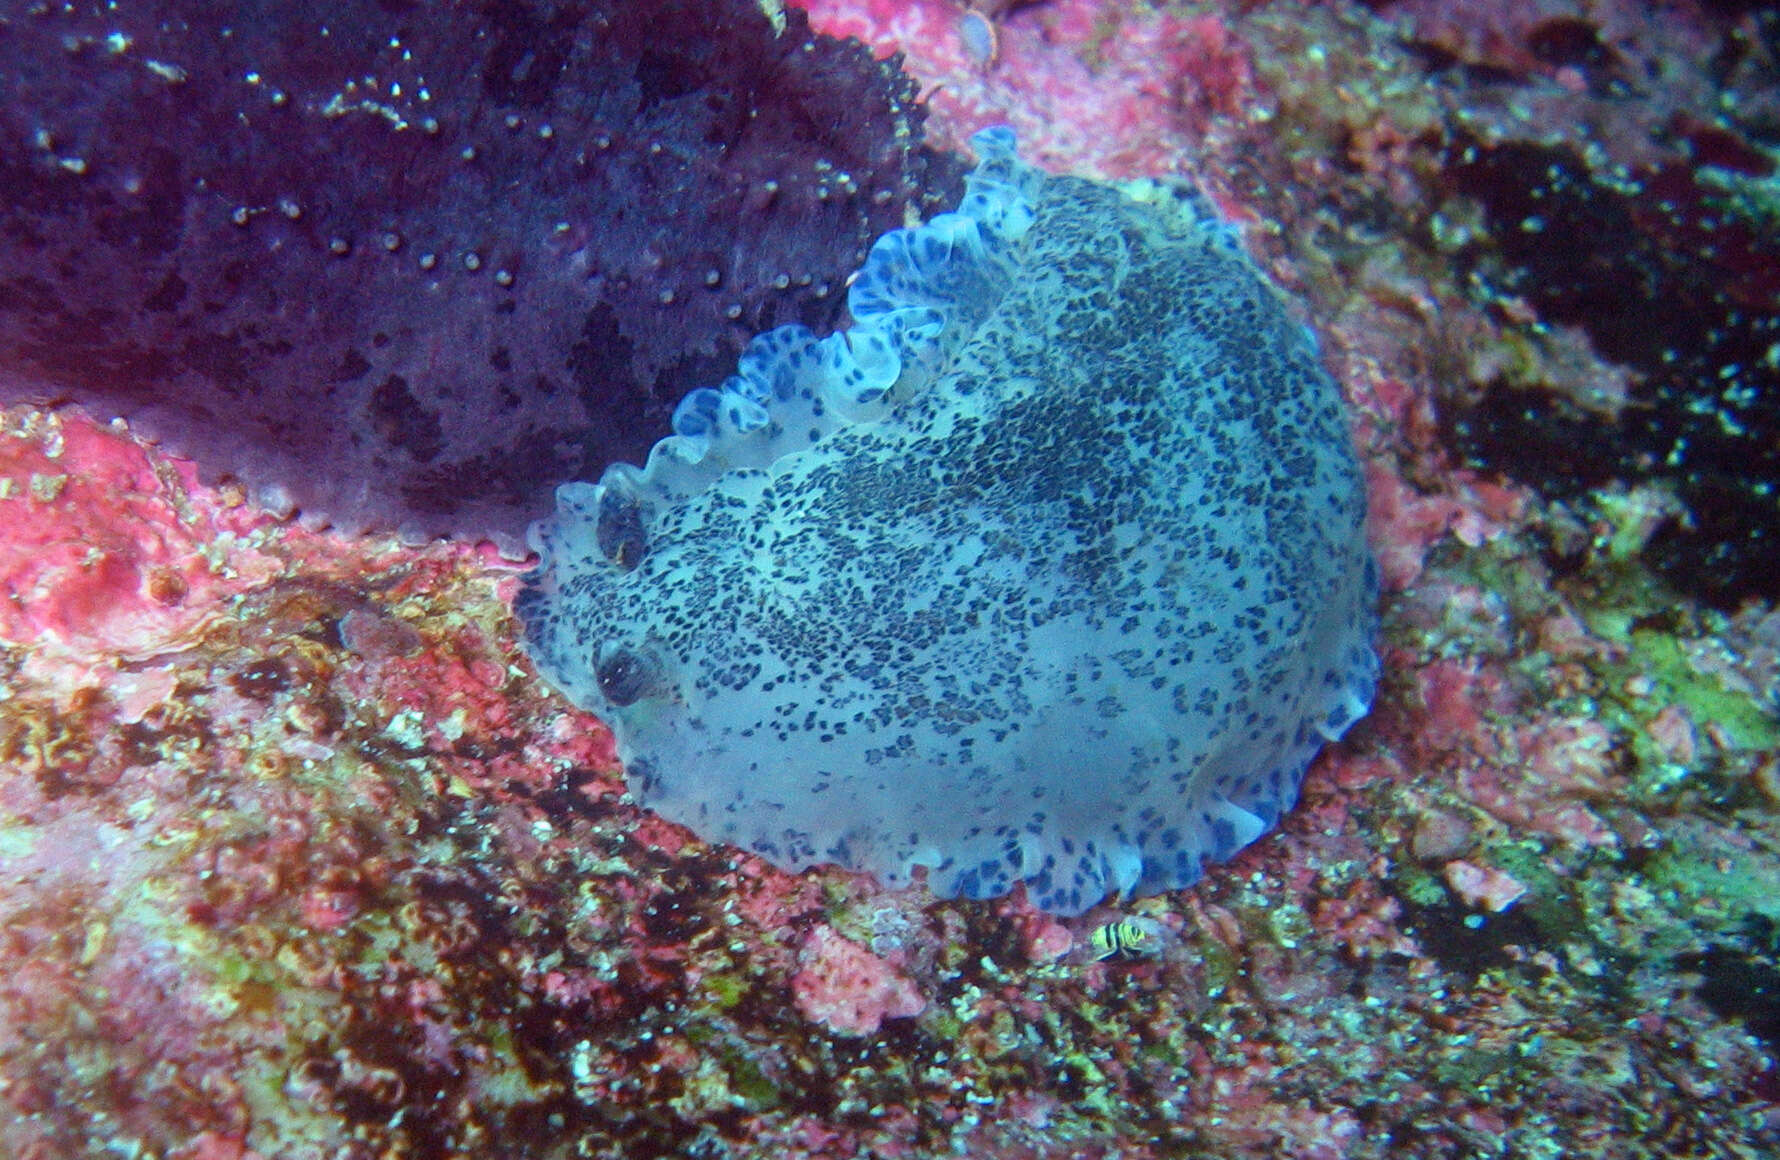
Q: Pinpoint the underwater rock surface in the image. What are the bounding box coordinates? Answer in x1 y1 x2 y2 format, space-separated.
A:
520 130 1379 915
0 0 938 549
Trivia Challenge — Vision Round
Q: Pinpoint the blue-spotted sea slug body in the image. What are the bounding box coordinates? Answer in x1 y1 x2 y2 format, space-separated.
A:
518 128 1379 916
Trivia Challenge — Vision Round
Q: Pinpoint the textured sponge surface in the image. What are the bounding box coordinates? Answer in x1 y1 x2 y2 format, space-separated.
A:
519 131 1378 915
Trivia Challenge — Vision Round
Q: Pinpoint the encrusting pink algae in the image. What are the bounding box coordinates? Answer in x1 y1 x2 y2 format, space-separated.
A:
3 1 1778 1157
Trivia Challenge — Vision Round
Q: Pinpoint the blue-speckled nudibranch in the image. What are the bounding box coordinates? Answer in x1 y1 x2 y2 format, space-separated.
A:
518 130 1379 915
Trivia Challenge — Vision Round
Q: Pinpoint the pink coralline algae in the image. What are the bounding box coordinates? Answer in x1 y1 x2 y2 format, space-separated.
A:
1442 859 1529 915
793 924 928 1037
798 0 1261 176
0 413 280 662
4 1 1780 1158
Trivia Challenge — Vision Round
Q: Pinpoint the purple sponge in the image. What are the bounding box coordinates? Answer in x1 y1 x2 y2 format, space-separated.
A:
0 0 943 550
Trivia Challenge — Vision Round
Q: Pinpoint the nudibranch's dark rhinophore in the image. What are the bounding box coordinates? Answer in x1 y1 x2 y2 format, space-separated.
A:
0 0 940 548
519 131 1380 915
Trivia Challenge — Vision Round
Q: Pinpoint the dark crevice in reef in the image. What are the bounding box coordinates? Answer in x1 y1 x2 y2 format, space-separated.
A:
1677 914 1780 1055
1439 136 1780 609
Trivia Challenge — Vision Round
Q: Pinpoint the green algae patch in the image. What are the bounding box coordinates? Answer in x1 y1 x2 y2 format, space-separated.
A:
1623 630 1779 753
924 1008 965 1044
722 1052 782 1113
1641 842 1780 929
1488 840 1583 939
701 971 749 1011
1192 934 1243 998
1392 861 1453 909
